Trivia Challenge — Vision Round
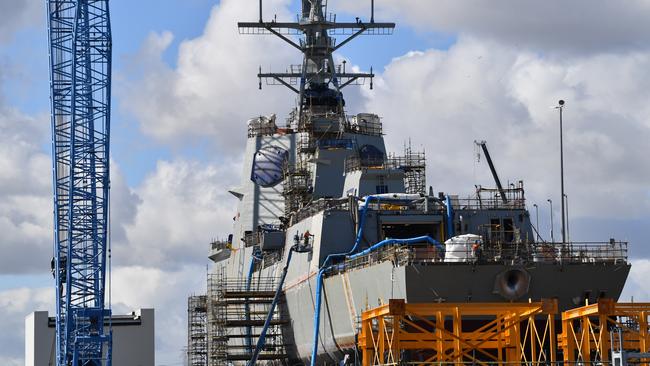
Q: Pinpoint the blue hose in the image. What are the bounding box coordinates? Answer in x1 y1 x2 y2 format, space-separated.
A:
310 235 440 365
308 195 379 365
309 196 442 365
347 236 443 260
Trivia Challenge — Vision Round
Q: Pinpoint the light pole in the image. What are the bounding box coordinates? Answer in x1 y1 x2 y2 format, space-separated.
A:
556 100 567 243
564 194 570 243
547 199 554 243
533 203 540 241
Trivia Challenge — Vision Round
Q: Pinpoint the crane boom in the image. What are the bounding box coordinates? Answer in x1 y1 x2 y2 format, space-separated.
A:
46 1 113 364
475 140 508 204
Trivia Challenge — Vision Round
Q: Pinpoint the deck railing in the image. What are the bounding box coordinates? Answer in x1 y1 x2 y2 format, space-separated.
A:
334 240 628 273
453 197 526 210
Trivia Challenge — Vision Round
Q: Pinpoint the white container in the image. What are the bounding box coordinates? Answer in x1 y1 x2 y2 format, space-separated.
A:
444 234 481 262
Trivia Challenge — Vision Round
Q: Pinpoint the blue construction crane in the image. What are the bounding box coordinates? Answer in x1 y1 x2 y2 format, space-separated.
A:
46 0 113 364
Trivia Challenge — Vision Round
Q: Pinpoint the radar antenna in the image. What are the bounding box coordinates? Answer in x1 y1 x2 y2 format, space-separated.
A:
239 0 394 119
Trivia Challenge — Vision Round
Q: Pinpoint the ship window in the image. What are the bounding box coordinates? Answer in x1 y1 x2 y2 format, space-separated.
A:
504 218 514 242
376 185 388 194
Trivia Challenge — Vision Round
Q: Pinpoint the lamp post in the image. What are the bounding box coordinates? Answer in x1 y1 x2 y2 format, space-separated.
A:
556 100 567 243
564 193 570 243
533 203 540 241
547 199 554 243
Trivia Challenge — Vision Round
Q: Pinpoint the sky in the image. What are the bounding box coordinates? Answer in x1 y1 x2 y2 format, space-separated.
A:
1 0 650 365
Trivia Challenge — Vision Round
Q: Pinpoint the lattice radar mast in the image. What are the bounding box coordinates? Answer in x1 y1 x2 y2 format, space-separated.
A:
46 1 113 364
238 0 395 119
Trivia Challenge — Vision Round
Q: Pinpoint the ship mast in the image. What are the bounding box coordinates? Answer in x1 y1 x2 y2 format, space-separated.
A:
238 0 395 121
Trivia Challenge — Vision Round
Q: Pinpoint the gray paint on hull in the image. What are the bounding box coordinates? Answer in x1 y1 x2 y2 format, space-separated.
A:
284 262 630 364
405 263 631 309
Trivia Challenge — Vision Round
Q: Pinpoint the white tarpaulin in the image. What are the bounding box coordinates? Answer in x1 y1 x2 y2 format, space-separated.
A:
444 234 482 262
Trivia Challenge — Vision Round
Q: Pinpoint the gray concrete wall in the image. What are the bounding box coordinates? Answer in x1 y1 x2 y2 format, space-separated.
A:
25 309 155 366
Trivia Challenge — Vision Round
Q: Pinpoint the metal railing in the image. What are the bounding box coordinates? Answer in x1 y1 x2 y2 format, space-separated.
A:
247 123 277 137
344 117 383 136
210 240 229 251
345 155 427 173
293 197 351 223
532 241 628 263
242 232 261 247
454 197 526 210
208 274 279 294
334 240 628 273
344 156 385 172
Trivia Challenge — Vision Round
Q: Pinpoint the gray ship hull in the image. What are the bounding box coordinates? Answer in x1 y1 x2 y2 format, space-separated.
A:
283 261 630 363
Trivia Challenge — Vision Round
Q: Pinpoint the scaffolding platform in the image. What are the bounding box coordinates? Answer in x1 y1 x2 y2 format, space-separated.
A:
359 299 650 366
560 299 650 364
202 270 290 365
187 295 208 366
359 299 558 366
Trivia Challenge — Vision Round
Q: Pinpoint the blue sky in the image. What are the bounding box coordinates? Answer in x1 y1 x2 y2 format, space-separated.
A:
1 0 650 365
0 0 455 188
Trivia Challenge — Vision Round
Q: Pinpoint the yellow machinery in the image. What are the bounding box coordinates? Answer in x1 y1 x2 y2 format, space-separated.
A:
359 299 650 366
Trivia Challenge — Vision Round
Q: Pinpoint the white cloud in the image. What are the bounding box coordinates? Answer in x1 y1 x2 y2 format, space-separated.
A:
0 287 52 363
332 0 650 55
112 158 240 269
0 0 40 44
108 264 206 363
355 36 650 220
0 104 140 274
0 105 52 274
121 0 297 153
621 259 650 302
109 161 141 244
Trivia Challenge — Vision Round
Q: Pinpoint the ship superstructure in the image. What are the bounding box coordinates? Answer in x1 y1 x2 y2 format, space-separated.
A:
187 1 631 365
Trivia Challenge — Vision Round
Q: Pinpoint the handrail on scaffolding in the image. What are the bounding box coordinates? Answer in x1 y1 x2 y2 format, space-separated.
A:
358 299 650 366
560 299 650 365
359 299 559 366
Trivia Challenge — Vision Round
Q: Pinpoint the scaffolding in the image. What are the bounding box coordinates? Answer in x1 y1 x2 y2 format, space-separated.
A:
206 269 289 365
359 299 650 366
187 295 208 366
359 299 559 366
560 299 650 364
388 143 426 195
343 143 426 195
283 163 312 217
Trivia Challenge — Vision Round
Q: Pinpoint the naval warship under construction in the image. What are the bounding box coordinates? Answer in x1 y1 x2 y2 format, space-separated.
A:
187 1 631 365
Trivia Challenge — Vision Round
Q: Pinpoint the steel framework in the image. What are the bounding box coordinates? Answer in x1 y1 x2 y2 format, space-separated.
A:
188 296 208 366
560 299 650 364
359 299 559 366
46 0 113 364
205 270 288 365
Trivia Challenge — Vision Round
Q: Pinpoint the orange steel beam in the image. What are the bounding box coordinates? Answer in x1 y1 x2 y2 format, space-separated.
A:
359 299 558 366
560 299 650 364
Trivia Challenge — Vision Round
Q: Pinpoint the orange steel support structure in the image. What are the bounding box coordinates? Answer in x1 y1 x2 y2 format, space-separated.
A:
358 299 558 366
560 299 650 365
